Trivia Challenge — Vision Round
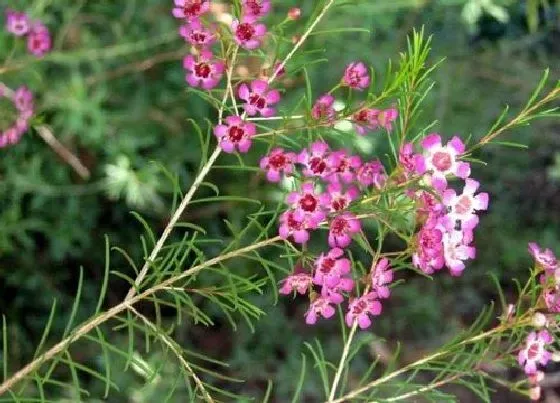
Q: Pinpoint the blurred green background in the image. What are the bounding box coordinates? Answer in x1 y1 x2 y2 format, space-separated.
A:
1 0 559 401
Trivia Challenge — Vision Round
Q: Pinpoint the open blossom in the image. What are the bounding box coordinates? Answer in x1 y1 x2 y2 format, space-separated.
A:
13 86 34 117
321 277 354 304
544 288 560 313
352 108 378 135
413 218 445 274
342 61 370 90
311 94 336 124
518 330 553 375
242 0 271 20
415 133 471 192
172 0 210 20
298 141 331 178
313 248 351 288
356 160 386 189
279 210 314 244
279 272 313 295
183 50 225 89
326 182 358 212
442 228 476 276
375 108 398 131
231 17 267 50
399 142 420 176
370 258 393 299
213 115 256 153
528 242 558 273
5 9 30 36
27 22 51 57
345 292 382 329
305 296 335 325
328 213 361 248
286 183 329 225
179 20 216 47
238 80 280 117
443 179 489 230
260 148 296 182
327 150 362 184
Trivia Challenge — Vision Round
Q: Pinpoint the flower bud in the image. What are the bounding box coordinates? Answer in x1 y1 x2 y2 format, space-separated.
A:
532 312 547 328
291 35 301 44
288 7 301 20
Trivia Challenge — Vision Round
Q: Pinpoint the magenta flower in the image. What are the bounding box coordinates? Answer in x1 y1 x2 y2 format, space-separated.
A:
313 248 351 288
443 179 489 230
356 160 386 189
345 292 382 329
412 219 445 274
544 288 560 313
518 330 553 375
311 94 336 124
242 0 271 20
279 272 313 295
213 115 256 153
260 148 296 182
179 19 216 48
528 243 558 273
352 108 379 135
231 17 267 50
442 229 476 276
305 296 336 325
342 61 370 91
327 150 362 184
286 182 329 225
5 9 30 36
321 277 354 304
328 213 361 249
183 50 225 90
399 142 420 176
172 0 210 20
27 22 51 57
415 133 471 192
279 210 313 244
370 258 393 299
237 79 280 117
416 190 445 218
298 141 331 179
326 182 359 212
376 108 398 131
13 86 34 117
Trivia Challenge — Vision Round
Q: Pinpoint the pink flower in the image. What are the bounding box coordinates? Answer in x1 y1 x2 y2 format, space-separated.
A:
231 17 267 50
370 258 393 299
237 80 280 117
321 277 354 304
342 61 370 91
213 115 256 153
172 0 210 21
518 330 553 375
415 134 471 192
442 229 476 276
544 288 560 312
399 143 420 176
5 9 30 36
443 179 489 230
326 182 359 212
412 219 445 274
352 108 379 135
528 242 558 273
305 296 335 325
13 86 34 117
179 19 216 48
328 213 361 248
279 272 313 295
298 141 331 179
313 248 351 288
376 108 398 131
260 148 296 182
27 22 51 57
356 160 386 189
183 50 225 89
327 150 362 184
311 94 336 124
279 210 313 244
345 292 382 328
286 182 329 225
242 0 271 20
416 190 445 218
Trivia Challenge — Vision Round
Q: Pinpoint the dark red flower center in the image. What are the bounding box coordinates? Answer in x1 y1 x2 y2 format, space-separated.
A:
249 93 266 109
228 126 245 142
184 1 203 17
454 195 472 215
236 23 255 41
246 0 262 14
299 194 317 212
352 300 367 314
190 31 208 43
320 258 335 274
194 62 211 78
269 153 287 169
331 197 347 211
309 156 326 174
287 213 303 230
527 343 540 360
432 151 452 171
331 217 348 235
354 110 368 123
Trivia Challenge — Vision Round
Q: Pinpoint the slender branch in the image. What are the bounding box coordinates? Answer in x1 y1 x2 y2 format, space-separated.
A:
328 323 358 402
129 306 214 403
383 373 464 402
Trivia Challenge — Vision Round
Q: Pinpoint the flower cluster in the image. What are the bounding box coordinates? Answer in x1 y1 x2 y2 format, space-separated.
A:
4 9 51 57
0 84 34 148
399 134 489 276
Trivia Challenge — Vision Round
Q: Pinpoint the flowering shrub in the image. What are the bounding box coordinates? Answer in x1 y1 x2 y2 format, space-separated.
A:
1 1 560 402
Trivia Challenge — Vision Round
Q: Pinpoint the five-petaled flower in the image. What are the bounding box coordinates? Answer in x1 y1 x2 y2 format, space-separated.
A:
241 0 272 20
442 178 489 230
528 242 558 273
328 212 361 248
232 17 267 50
345 292 382 329
370 258 393 299
172 0 210 21
5 9 30 36
313 248 351 288
238 80 280 116
260 148 297 182
179 19 216 48
518 330 553 375
279 272 313 295
342 61 370 90
183 50 225 89
213 116 256 153
305 296 335 325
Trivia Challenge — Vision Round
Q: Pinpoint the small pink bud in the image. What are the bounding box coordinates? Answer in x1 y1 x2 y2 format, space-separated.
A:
288 7 301 20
